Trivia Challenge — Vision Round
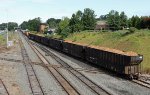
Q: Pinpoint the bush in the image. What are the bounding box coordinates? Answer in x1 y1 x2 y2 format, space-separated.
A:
72 37 77 42
129 27 136 33
102 30 108 32
60 27 71 38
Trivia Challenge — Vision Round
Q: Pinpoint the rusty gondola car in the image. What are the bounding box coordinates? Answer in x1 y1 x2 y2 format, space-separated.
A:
62 41 86 59
85 46 143 79
27 33 143 79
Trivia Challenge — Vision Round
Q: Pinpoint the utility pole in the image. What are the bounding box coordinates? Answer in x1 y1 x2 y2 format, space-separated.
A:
6 23 8 48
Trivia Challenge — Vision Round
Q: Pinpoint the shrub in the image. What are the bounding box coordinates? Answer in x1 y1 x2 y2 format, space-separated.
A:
102 30 108 32
129 27 136 33
82 34 86 38
60 27 71 38
72 37 77 42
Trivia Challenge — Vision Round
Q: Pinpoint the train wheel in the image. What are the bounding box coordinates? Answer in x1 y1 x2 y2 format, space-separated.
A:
129 74 133 80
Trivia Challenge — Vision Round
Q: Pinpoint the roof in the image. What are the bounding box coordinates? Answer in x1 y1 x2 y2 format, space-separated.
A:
40 23 48 26
96 21 108 25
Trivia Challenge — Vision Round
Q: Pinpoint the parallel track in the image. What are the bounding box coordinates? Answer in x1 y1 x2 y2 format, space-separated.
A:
19 34 45 95
0 57 23 63
132 80 150 89
23 34 79 95
28 37 111 95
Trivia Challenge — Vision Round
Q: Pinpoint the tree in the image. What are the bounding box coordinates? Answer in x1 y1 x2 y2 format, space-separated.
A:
69 10 83 32
81 8 96 30
69 14 77 32
0 23 7 30
20 21 28 30
99 15 107 20
129 16 142 29
57 17 70 37
107 10 128 30
20 17 41 31
0 22 18 31
120 12 127 29
143 17 150 29
46 18 61 28
135 16 141 29
107 10 121 30
8 22 18 31
58 17 70 31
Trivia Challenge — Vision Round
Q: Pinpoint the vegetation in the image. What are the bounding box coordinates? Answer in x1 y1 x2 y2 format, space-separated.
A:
46 18 61 28
60 30 150 73
0 33 6 46
0 22 18 31
0 31 16 47
56 9 150 37
20 17 41 31
20 9 150 36
107 10 128 30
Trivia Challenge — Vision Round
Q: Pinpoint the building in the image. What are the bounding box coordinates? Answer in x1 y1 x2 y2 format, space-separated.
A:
95 21 109 30
39 23 49 33
44 28 56 34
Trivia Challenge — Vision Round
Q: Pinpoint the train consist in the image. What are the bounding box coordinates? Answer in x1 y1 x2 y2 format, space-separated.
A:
27 33 143 79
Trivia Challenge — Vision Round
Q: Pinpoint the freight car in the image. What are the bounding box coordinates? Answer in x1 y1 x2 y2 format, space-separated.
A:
27 33 143 79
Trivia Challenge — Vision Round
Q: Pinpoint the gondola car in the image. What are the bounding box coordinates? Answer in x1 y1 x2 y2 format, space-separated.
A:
27 33 143 79
62 41 86 59
84 46 143 79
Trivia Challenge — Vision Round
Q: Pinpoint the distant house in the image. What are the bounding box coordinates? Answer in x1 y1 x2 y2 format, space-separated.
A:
39 23 49 33
45 28 56 34
95 21 109 30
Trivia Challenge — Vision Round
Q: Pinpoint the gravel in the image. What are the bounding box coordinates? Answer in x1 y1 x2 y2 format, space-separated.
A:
0 60 32 95
80 71 150 95
33 64 67 95
33 45 61 66
19 34 41 63
32 42 98 95
58 67 98 95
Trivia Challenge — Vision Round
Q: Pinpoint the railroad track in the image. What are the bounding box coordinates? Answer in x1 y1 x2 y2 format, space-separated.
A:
0 57 23 63
0 79 9 95
22 33 79 95
132 76 150 89
25 36 112 95
19 34 45 95
132 79 150 89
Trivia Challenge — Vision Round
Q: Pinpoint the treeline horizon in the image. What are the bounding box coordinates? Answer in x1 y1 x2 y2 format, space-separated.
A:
1 8 149 32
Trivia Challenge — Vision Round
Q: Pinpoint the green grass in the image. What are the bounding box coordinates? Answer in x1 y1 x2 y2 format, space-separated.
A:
0 33 6 46
0 31 18 47
63 29 150 73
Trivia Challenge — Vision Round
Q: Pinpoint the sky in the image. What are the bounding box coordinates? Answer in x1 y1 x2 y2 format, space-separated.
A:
0 0 150 24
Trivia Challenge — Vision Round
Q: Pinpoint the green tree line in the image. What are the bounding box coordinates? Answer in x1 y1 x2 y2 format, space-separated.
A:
0 22 18 31
19 8 150 37
20 17 41 31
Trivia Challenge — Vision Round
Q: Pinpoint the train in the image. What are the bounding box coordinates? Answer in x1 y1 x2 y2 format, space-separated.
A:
26 32 143 79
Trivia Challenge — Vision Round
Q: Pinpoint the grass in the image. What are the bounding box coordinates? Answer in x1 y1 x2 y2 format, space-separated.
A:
64 29 150 73
0 33 6 46
0 31 18 47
